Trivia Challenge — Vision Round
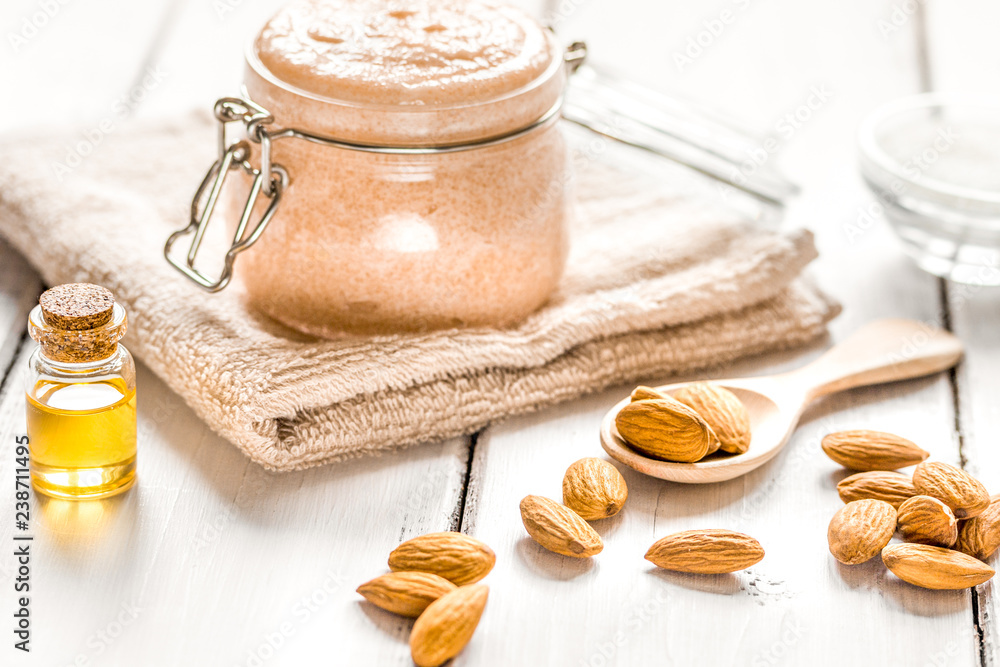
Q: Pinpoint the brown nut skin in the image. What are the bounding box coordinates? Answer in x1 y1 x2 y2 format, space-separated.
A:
388 532 495 585
957 498 1000 561
615 397 715 463
912 461 990 519
837 471 917 509
896 495 958 547
562 458 628 520
520 495 603 558
356 571 456 618
882 543 994 590
645 529 764 574
828 499 897 565
672 382 751 455
410 584 489 667
821 430 929 471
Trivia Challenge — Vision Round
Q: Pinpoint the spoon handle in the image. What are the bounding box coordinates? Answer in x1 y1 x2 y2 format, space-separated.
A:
788 319 963 400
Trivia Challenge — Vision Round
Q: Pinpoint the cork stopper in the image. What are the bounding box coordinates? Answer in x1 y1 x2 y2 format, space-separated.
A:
39 284 115 331
29 283 127 363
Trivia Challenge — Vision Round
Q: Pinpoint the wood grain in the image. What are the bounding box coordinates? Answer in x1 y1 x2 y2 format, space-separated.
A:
462 0 980 664
0 0 993 664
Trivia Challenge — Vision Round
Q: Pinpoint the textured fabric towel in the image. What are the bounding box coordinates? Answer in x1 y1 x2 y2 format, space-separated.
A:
0 114 839 470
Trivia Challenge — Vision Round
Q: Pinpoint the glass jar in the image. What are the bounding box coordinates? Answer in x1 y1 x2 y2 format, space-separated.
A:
858 93 1000 284
166 0 574 337
25 284 137 500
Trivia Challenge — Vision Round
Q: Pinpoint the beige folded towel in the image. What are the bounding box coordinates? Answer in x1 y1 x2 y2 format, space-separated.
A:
0 114 838 470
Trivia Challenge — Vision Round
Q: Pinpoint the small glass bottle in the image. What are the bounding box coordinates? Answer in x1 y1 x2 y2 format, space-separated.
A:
24 283 137 499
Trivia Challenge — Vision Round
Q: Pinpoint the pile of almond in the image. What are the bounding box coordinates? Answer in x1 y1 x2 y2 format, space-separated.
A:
357 532 495 667
615 383 751 462
520 457 765 574
824 430 999 589
519 457 627 558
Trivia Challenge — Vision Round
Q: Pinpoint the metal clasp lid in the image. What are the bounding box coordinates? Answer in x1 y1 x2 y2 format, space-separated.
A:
164 97 289 292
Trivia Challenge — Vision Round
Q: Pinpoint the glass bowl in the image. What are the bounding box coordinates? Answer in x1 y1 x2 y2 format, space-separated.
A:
858 93 1000 284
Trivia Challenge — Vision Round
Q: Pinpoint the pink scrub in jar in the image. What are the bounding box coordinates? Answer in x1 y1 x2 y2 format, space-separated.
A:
212 0 572 337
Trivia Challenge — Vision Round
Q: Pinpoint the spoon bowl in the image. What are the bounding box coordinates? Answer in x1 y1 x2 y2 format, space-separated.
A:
600 319 963 483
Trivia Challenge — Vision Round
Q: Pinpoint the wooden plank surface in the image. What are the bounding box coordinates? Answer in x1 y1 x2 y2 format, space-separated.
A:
925 0 1000 663
0 2 476 665
0 0 996 664
463 0 982 664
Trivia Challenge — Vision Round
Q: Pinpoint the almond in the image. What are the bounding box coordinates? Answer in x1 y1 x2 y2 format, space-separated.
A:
821 430 929 471
827 499 896 564
562 458 628 520
882 543 994 590
519 495 603 558
956 498 1000 561
896 495 958 547
672 382 751 455
356 571 457 618
837 471 917 508
388 532 496 585
630 385 667 402
644 529 764 574
629 386 720 455
615 397 715 463
912 461 990 519
410 584 489 667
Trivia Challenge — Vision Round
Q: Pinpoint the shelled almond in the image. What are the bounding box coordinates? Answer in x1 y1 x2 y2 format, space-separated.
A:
821 430 929 471
645 529 764 574
673 382 751 455
836 470 917 508
956 498 1000 561
882 544 994 590
828 499 897 565
520 495 603 558
896 496 958 548
616 383 751 463
562 458 628 520
357 571 456 618
912 461 990 519
410 585 489 667
357 532 495 667
821 431 997 591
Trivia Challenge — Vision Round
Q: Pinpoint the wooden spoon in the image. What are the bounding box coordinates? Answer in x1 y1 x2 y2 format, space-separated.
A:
600 319 963 484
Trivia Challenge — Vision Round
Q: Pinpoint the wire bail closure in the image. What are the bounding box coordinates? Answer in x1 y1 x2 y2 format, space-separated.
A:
164 98 289 292
165 43 585 292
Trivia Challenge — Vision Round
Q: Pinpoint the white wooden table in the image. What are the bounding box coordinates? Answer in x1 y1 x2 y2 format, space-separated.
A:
2 0 999 664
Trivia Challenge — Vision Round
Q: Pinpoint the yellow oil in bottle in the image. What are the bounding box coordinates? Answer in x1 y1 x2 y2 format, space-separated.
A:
26 377 137 499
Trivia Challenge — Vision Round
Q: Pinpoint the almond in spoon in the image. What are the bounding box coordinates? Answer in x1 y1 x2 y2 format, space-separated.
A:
672 382 751 455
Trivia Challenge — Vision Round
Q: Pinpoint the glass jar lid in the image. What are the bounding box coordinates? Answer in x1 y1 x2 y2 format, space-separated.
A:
244 0 565 147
